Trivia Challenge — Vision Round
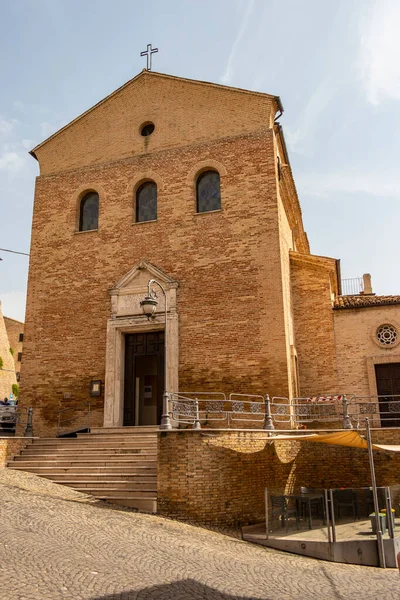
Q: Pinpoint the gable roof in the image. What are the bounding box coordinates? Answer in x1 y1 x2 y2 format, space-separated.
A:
30 70 283 160
334 295 400 310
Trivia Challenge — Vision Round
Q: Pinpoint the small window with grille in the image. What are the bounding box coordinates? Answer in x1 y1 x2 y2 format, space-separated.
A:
376 324 398 347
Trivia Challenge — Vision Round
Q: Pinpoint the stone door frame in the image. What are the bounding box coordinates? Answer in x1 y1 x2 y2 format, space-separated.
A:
103 260 179 427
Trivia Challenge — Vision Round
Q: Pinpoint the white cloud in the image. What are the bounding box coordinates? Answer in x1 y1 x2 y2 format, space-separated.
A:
12 101 25 112
39 121 55 137
358 0 400 105
220 0 255 85
0 151 25 172
21 139 35 150
285 75 340 155
296 168 400 199
0 291 26 322
0 119 18 135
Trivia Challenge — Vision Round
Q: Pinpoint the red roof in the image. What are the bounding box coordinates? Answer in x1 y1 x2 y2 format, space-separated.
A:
334 295 400 310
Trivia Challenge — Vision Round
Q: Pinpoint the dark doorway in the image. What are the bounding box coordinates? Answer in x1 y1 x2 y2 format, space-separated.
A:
375 363 400 427
124 332 164 426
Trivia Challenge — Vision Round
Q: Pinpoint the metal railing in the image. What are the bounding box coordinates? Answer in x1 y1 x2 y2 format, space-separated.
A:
271 395 352 429
349 395 400 429
17 407 34 437
341 277 364 295
57 402 91 437
52 393 400 433
169 392 270 429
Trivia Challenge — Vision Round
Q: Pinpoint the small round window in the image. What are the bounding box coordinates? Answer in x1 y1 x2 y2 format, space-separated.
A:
140 122 155 137
376 324 398 347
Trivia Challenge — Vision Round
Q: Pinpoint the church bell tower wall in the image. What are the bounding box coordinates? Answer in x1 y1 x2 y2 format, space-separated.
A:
290 253 339 396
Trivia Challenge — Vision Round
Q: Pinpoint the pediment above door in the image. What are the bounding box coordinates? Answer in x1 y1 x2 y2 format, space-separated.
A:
109 259 178 318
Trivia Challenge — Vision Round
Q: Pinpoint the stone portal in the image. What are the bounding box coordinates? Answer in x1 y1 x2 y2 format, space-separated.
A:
104 260 178 428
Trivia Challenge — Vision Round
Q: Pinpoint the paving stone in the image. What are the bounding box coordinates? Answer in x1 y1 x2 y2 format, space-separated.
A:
0 469 398 599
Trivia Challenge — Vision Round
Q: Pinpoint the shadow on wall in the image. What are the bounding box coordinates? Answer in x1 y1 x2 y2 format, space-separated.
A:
89 579 263 599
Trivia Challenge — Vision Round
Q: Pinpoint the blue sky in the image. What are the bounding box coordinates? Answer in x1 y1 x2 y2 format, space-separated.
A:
1 0 400 321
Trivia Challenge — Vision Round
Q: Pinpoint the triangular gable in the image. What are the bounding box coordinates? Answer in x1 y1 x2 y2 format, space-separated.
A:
31 70 282 176
109 260 178 319
110 259 178 294
31 70 282 158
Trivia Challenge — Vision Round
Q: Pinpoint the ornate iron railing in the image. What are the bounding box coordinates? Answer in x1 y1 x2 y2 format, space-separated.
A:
348 395 400 428
271 395 351 428
169 392 268 429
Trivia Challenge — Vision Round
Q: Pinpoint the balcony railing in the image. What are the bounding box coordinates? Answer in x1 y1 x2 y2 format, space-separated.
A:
341 277 364 296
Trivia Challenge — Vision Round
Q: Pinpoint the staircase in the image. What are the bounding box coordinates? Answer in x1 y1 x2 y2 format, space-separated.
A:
7 427 158 512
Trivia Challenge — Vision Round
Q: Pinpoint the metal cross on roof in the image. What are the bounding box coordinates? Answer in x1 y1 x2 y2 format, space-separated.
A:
140 44 159 71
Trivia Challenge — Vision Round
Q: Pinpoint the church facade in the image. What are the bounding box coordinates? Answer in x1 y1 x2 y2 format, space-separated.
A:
20 71 400 436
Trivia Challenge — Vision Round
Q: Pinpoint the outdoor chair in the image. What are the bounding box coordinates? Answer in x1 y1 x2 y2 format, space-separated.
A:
333 489 359 520
270 495 299 531
299 487 325 524
364 488 385 518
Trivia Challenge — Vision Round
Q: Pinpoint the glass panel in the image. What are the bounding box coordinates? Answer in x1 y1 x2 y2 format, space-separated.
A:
79 192 99 231
196 171 221 213
136 182 157 222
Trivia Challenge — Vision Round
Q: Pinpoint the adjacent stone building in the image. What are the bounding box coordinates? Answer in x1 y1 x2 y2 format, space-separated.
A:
0 302 17 399
19 70 400 436
4 316 24 386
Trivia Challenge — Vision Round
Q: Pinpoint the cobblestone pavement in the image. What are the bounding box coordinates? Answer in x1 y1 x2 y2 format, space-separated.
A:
0 469 397 600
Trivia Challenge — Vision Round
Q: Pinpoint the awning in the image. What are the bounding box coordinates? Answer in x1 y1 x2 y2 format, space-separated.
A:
270 430 400 453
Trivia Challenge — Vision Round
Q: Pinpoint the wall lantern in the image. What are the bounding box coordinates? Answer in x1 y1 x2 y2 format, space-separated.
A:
140 293 158 319
90 379 102 397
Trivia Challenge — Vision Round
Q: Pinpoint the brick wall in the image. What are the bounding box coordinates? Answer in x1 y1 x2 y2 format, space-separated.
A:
21 128 299 435
290 253 339 396
333 305 400 396
157 430 400 526
34 71 278 176
0 437 29 467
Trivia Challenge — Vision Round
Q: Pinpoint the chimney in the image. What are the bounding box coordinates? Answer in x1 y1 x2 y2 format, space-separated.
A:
363 273 373 295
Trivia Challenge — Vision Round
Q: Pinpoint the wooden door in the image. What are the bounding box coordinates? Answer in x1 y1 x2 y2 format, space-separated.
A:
375 363 400 427
124 332 164 426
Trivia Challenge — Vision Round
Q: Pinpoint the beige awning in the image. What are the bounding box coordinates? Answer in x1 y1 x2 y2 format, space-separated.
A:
270 430 400 452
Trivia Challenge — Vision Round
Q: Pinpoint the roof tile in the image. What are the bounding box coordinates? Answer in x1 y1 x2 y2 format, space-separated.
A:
334 295 400 309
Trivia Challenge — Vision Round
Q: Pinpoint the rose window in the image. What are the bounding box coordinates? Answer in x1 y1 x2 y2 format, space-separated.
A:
376 324 398 347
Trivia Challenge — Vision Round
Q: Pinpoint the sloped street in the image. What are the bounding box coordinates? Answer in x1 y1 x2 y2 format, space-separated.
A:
0 469 397 600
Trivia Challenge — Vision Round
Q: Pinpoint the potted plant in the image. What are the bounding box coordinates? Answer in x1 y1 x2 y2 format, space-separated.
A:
381 508 396 531
369 512 386 534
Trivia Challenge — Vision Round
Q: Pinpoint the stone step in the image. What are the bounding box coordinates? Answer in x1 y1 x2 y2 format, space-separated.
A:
21 449 157 457
74 435 158 444
35 436 158 444
87 427 160 435
45 474 157 483
104 497 157 512
76 488 157 498
14 452 157 461
8 465 156 475
25 441 158 449
11 458 157 467
70 481 157 491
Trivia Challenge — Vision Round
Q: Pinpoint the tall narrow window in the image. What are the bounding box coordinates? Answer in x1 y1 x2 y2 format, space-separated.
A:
136 181 157 222
196 170 221 213
79 192 99 231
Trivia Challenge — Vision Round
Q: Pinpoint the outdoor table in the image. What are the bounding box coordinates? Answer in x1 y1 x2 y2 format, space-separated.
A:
284 492 325 530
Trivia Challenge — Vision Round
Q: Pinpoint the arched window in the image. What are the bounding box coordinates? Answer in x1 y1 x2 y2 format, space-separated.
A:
196 170 221 213
79 192 99 231
136 181 157 222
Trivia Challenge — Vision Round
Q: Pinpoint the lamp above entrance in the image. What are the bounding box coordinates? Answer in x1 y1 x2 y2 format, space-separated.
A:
140 293 158 319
